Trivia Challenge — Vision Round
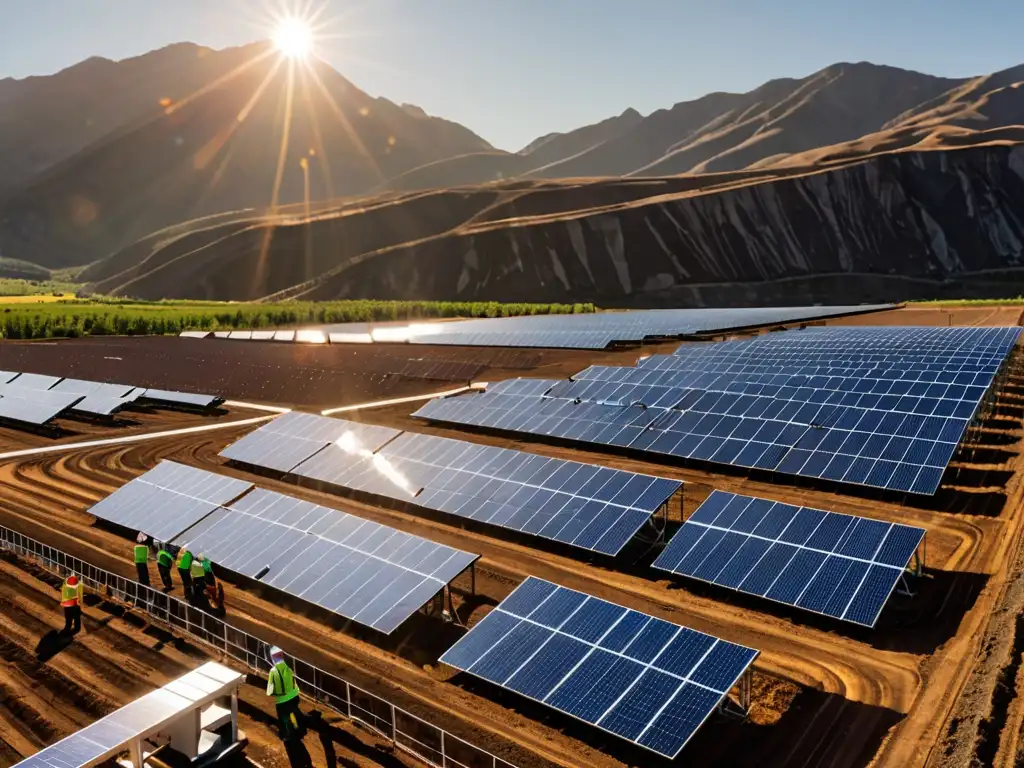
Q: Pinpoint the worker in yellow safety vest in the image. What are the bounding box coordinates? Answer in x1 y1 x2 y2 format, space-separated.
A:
60 574 84 634
190 554 208 607
266 646 306 741
133 533 151 587
155 542 174 590
176 544 193 595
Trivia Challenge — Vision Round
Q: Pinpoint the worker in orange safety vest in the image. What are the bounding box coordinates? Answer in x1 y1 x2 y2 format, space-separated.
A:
60 574 84 634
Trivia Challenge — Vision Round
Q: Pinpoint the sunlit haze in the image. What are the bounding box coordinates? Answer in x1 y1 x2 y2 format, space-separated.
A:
272 17 313 59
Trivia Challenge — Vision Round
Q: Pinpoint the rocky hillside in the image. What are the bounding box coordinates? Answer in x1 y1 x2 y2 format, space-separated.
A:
86 140 1024 305
387 61 1024 191
0 42 491 268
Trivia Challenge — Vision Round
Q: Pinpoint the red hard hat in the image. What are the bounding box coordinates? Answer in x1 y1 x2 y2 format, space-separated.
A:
67 575 78 586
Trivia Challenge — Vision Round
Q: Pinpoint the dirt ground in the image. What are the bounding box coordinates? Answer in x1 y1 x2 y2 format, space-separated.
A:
2 304 1024 768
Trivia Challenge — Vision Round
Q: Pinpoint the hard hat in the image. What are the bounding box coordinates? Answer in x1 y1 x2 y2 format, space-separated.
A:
196 553 205 561
67 575 78 586
269 646 284 660
137 532 147 543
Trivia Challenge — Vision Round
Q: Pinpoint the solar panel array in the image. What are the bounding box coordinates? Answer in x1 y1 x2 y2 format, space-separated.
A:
222 414 681 556
441 577 758 758
0 370 223 424
88 460 253 542
414 326 1020 495
175 488 478 633
86 461 479 633
13 664 244 768
184 305 893 350
653 491 925 627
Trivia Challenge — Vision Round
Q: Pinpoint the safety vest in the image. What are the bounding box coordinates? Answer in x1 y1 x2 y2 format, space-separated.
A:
269 661 300 704
133 544 148 564
61 580 82 607
156 549 173 568
176 549 193 570
190 560 206 579
202 559 213 575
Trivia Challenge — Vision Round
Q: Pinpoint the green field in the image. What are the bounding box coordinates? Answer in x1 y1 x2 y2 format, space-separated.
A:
0 298 595 340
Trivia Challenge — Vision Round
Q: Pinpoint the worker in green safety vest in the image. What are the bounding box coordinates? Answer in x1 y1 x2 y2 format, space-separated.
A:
133 532 150 587
266 646 306 741
176 544 193 595
155 542 174 590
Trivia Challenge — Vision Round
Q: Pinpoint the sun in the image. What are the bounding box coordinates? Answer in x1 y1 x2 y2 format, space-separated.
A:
273 17 314 59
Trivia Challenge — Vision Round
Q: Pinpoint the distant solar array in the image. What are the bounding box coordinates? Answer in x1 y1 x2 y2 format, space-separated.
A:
181 304 893 350
0 370 223 426
653 491 925 627
222 414 681 556
87 461 478 633
414 326 1020 495
441 577 758 758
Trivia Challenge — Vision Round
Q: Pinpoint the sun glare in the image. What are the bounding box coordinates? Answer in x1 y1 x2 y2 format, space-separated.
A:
274 17 314 59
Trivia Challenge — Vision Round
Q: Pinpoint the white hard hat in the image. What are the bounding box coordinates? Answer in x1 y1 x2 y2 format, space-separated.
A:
137 532 147 543
270 646 284 660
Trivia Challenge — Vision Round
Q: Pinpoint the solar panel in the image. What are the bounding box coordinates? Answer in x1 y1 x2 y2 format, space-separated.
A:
7 372 63 390
141 389 223 408
415 326 1019 495
441 577 758 758
12 663 244 768
228 330 252 340
221 413 401 473
0 371 20 384
0 390 83 425
251 330 276 341
53 379 136 398
653 491 925 627
74 394 138 416
175 488 478 633
179 330 212 339
52 379 142 416
284 427 680 556
87 461 252 542
273 330 297 342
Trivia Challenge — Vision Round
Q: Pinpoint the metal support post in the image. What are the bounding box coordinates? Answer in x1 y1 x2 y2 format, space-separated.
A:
345 681 352 718
390 703 397 745
129 737 142 768
230 690 239 743
441 731 446 766
471 562 477 596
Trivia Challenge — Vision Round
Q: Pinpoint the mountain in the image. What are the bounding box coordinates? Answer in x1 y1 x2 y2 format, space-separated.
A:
381 62 1024 190
83 137 1024 305
0 42 491 267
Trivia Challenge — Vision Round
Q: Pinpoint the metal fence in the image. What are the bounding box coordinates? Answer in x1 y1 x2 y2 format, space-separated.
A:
0 525 517 768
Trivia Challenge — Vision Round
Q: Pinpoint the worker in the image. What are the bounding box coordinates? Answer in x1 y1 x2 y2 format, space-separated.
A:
155 541 174 590
176 544 193 596
190 553 208 607
60 574 84 634
266 646 305 741
201 555 216 588
133 533 151 587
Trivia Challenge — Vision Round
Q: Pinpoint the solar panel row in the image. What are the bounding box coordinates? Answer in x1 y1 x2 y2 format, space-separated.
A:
174 488 478 634
652 491 925 627
87 461 479 634
292 429 680 555
186 305 894 350
222 414 681 556
441 577 759 758
414 326 1019 495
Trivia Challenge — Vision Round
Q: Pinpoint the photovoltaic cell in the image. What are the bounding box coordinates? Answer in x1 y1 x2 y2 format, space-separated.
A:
440 577 758 758
414 326 1019 495
174 488 478 633
652 491 925 627
87 460 252 542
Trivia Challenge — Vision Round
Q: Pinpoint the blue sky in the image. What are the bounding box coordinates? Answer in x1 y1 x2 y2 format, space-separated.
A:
1 0 1022 151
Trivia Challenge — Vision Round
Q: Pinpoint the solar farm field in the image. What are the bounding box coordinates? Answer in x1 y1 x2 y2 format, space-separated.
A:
1 303 1024 768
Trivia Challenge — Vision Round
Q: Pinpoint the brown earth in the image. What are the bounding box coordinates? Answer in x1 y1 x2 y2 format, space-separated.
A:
0 551 411 768
3 306 1024 767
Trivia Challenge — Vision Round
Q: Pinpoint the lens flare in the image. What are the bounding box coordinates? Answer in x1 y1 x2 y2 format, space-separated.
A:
273 17 314 59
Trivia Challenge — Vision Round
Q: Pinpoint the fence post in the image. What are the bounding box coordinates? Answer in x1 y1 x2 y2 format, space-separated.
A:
390 703 397 745
441 731 446 767
345 681 352 718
